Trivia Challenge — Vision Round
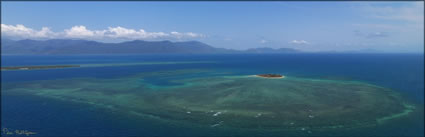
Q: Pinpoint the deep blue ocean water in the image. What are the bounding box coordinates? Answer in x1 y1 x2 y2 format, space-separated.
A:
1 53 424 136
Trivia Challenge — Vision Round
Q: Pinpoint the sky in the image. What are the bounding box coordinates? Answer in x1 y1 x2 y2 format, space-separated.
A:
1 2 424 52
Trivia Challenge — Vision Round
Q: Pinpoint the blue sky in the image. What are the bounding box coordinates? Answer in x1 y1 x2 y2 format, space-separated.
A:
1 2 423 52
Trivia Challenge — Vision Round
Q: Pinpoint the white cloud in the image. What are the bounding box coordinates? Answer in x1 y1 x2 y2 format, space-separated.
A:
105 26 166 39
37 27 57 38
1 24 56 38
170 31 204 39
1 24 205 40
65 25 97 38
104 26 175 39
289 40 309 45
259 39 267 44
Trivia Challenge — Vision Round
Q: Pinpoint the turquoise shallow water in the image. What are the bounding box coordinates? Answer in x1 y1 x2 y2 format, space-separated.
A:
1 53 424 136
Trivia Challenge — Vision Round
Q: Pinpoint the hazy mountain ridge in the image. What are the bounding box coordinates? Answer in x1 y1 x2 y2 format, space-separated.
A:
1 39 301 55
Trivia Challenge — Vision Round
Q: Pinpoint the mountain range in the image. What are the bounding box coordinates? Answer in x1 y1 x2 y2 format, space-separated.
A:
1 39 301 55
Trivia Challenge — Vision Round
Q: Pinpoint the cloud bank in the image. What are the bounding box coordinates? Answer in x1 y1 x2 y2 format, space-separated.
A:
1 24 205 40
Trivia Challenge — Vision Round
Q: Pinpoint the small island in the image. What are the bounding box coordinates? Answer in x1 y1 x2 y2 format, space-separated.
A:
1 65 80 71
256 74 284 78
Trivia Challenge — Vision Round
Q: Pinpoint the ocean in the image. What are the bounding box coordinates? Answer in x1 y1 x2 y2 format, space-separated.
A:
1 53 424 137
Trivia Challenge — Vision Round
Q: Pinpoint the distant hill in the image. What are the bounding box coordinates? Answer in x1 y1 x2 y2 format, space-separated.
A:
1 39 300 55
